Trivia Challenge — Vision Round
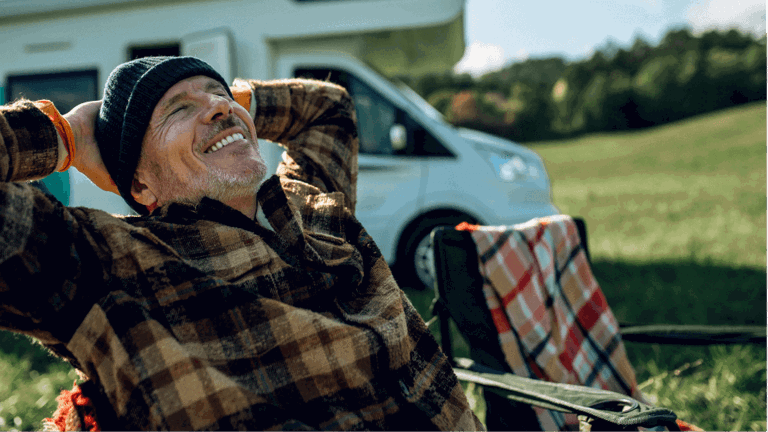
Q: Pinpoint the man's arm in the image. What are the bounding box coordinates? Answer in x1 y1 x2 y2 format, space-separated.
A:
233 78 359 212
65 101 119 194
0 100 112 349
0 100 61 182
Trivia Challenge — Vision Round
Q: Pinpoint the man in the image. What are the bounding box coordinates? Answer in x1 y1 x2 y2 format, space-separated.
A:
0 56 482 431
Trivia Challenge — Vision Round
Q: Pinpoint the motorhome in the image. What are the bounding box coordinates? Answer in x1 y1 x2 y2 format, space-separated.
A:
1 0 559 289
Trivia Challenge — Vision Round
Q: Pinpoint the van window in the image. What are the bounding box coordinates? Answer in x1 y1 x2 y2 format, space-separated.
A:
294 67 453 157
349 76 396 154
7 69 99 204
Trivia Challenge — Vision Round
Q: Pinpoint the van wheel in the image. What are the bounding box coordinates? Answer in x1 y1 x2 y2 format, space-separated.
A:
396 213 478 291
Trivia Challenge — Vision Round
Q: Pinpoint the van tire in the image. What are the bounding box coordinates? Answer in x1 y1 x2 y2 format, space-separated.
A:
395 213 478 291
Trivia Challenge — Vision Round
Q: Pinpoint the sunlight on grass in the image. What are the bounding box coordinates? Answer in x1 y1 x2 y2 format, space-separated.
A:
411 103 767 431
0 345 79 431
532 102 766 431
461 382 487 426
633 344 766 431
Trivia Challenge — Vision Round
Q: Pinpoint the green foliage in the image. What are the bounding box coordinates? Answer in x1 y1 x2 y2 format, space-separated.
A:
0 332 80 431
633 55 674 100
478 57 567 95
414 27 766 142
425 89 455 118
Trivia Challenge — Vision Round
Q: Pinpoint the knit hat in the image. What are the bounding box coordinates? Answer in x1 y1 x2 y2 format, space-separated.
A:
95 56 233 214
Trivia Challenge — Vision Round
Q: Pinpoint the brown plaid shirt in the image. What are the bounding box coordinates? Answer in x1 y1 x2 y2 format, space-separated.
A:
0 79 482 431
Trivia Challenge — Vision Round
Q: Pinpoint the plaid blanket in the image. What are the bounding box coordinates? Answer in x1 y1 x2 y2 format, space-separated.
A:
459 215 645 430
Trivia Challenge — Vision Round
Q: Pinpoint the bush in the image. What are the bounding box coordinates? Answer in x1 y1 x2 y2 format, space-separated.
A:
425 89 456 117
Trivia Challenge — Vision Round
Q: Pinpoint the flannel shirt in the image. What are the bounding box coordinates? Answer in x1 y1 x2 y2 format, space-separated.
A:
461 215 644 431
0 79 482 431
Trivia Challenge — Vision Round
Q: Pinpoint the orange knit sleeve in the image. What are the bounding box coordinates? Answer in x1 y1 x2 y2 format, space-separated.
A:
231 86 252 113
34 100 76 172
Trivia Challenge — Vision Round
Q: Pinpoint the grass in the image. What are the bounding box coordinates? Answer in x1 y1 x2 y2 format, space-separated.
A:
0 333 80 431
406 101 766 431
1 102 765 431
534 102 767 431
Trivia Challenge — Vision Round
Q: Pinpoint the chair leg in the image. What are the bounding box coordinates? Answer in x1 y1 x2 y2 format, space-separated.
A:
484 392 541 431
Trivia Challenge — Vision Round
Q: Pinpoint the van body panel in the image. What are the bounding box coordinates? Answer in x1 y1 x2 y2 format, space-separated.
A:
357 155 426 262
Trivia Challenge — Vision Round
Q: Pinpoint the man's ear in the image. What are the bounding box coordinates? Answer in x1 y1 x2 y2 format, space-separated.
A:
131 173 158 209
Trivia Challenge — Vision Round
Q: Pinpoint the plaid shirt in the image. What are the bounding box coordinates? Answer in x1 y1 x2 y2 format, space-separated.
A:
0 79 482 431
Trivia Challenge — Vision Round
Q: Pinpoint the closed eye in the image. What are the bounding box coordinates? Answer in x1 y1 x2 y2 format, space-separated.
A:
170 104 190 115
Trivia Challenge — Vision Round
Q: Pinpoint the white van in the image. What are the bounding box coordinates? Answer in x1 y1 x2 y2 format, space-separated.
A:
1 0 559 289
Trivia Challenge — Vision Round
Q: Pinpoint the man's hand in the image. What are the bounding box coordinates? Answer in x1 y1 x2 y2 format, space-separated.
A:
64 101 120 195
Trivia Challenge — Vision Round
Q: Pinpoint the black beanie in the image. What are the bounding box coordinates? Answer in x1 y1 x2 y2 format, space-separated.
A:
95 56 233 215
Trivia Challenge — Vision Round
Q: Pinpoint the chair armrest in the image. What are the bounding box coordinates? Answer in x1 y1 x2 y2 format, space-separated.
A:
453 358 679 430
618 324 766 344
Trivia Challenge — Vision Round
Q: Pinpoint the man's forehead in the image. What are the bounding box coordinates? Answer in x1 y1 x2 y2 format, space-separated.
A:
160 76 225 101
152 75 226 117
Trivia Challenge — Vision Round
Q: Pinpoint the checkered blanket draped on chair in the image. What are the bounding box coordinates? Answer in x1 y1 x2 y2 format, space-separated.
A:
457 215 646 431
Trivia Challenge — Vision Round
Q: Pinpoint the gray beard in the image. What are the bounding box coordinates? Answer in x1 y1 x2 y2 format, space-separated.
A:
154 161 267 211
203 166 265 203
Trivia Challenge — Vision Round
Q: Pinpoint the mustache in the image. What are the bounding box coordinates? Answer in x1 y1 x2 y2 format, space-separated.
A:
199 115 252 151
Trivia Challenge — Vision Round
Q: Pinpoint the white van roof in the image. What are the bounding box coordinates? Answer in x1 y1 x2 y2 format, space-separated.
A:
1 0 465 78
0 0 144 18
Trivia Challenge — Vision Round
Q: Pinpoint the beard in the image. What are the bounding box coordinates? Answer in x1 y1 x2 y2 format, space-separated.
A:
149 151 267 209
198 156 267 203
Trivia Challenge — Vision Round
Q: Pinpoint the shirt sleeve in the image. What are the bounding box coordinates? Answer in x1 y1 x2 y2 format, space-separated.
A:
0 99 60 182
234 78 359 212
0 100 107 354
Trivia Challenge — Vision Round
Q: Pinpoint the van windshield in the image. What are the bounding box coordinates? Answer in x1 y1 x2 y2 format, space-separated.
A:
393 80 448 125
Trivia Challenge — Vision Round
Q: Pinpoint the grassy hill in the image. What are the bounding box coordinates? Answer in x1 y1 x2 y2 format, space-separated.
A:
535 101 766 269
407 102 765 431
531 102 766 431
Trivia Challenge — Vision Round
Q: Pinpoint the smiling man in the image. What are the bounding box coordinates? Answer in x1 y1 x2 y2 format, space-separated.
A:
130 75 267 217
0 56 482 431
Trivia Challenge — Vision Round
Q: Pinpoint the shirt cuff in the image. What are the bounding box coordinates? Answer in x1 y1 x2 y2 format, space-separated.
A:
231 80 257 119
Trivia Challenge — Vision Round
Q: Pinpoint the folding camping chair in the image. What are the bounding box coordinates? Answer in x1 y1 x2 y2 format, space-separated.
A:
429 215 764 431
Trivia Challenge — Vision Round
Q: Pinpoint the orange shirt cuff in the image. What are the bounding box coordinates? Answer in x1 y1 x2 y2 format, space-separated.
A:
231 86 252 114
34 100 76 172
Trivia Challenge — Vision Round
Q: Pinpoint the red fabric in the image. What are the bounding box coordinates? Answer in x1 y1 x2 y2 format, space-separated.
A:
676 419 705 431
45 382 100 432
455 221 481 231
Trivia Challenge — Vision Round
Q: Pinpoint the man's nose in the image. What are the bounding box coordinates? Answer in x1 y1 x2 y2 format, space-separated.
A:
204 95 233 122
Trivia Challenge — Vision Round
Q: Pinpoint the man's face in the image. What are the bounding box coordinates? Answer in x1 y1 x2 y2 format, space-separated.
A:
134 75 266 208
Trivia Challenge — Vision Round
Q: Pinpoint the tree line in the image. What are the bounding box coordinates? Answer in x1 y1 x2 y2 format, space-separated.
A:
403 27 766 143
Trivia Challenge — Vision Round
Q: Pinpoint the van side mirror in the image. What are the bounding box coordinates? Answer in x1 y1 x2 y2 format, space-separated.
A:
390 124 407 151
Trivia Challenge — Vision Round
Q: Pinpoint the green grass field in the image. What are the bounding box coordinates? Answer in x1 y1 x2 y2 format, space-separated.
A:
405 101 766 431
534 101 766 431
0 102 765 431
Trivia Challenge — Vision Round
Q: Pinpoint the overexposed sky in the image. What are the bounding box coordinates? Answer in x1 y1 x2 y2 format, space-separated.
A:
455 0 767 77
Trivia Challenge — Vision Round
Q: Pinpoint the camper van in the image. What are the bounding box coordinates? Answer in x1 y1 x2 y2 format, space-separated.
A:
1 0 559 289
